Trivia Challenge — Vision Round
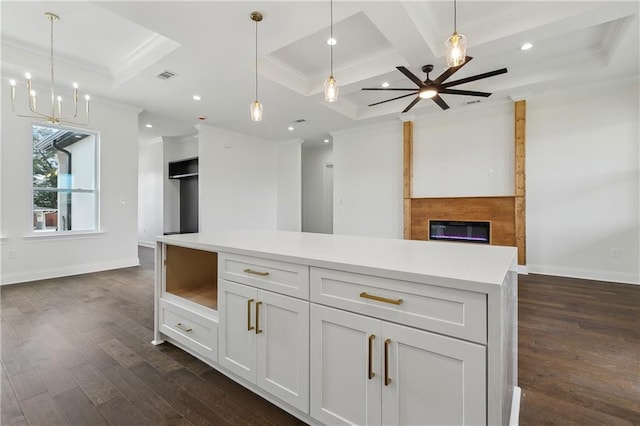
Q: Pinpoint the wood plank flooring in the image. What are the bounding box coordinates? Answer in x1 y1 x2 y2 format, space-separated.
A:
518 273 639 426
1 247 638 425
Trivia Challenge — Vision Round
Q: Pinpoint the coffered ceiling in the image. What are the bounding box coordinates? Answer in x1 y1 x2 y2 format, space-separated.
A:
1 1 638 144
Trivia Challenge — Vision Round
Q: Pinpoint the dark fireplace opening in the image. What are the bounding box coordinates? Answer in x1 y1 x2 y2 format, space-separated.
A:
429 220 490 244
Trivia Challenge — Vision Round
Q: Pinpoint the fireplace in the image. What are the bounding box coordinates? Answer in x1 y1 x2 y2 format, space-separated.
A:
429 220 490 244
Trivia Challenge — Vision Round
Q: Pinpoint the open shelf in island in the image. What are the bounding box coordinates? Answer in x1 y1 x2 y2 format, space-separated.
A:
165 244 218 310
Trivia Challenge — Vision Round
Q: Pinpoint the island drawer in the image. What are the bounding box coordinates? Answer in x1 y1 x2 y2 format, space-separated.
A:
310 267 487 344
159 298 218 363
219 253 309 299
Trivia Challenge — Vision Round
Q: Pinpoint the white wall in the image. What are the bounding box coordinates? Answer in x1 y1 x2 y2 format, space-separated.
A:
526 82 639 284
198 125 278 233
302 143 333 233
277 139 303 231
332 82 639 284
413 102 514 197
333 121 404 239
1 97 141 285
138 138 163 247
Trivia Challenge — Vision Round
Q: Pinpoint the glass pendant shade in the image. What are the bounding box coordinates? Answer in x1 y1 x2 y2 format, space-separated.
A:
446 32 467 67
250 100 263 121
324 75 339 103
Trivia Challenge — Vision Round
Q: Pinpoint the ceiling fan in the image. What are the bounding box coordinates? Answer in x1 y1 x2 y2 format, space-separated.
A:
362 56 507 112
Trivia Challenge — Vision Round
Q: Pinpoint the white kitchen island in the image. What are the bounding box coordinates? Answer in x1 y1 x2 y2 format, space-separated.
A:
153 230 519 425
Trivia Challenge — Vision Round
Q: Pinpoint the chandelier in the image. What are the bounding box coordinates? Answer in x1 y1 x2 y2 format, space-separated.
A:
9 12 90 125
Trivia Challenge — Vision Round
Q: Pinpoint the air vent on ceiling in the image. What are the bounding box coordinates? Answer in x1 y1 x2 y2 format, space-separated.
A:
156 70 177 80
293 118 307 123
466 100 481 105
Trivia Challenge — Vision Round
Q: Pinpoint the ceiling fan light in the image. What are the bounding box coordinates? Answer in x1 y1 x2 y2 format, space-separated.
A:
324 75 339 102
419 88 437 99
446 32 467 67
250 100 263 122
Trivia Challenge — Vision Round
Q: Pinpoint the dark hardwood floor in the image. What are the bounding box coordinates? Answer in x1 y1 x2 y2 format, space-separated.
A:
1 247 638 425
1 247 304 426
518 274 639 426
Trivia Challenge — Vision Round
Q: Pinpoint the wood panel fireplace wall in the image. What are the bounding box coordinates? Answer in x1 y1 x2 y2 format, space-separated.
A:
403 100 526 265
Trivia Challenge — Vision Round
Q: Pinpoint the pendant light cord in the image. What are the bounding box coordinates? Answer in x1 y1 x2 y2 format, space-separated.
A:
255 19 258 101
453 0 457 33
330 0 334 77
50 15 56 119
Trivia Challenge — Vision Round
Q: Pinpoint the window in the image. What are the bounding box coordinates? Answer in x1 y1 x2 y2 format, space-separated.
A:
32 124 98 233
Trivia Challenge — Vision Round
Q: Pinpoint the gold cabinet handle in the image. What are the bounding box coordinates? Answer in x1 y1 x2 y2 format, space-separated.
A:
255 301 263 334
368 334 376 380
247 299 255 331
384 338 391 386
175 323 192 333
360 292 403 306
244 268 269 277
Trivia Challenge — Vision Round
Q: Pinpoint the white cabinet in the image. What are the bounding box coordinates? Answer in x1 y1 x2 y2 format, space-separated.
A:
311 304 486 426
219 279 310 413
155 232 518 426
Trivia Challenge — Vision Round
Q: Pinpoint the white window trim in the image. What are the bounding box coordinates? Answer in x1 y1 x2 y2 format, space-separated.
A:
23 230 106 242
31 122 101 234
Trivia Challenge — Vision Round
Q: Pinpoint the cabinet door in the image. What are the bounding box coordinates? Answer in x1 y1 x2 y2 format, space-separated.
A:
256 290 309 413
381 322 486 426
218 280 257 383
310 304 382 426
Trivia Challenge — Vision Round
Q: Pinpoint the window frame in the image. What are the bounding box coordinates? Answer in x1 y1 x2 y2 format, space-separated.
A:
30 122 101 236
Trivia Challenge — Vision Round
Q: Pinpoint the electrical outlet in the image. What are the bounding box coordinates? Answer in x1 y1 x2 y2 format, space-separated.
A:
610 248 621 258
489 169 498 177
8 249 16 260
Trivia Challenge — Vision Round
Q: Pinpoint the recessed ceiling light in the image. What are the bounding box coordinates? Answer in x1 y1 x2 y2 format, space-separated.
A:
288 126 294 131
324 139 330 143
381 82 390 88
193 95 201 101
520 42 533 51
145 124 153 128
327 38 337 46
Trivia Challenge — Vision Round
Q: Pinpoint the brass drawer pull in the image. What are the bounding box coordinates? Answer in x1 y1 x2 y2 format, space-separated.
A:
244 268 269 277
360 292 403 305
175 323 192 333
255 301 263 334
247 299 255 331
368 334 376 380
384 338 391 386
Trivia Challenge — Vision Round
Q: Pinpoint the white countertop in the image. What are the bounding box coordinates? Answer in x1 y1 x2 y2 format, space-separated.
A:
157 230 517 290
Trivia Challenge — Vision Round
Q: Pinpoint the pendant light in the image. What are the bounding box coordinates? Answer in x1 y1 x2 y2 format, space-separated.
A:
445 0 467 67
323 0 339 102
250 11 263 121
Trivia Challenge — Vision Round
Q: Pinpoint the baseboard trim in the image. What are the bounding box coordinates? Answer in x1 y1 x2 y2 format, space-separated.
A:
509 386 521 426
527 264 639 285
138 240 156 249
517 265 528 275
0 257 140 286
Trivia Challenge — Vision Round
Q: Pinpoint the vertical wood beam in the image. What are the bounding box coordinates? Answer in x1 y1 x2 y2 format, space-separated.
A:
403 121 413 239
514 100 526 265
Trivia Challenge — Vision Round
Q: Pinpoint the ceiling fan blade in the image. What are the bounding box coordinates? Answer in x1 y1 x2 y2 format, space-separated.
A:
368 92 417 107
432 56 473 85
402 96 422 113
362 88 419 91
396 66 425 87
439 88 492 97
442 68 508 88
431 95 450 110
